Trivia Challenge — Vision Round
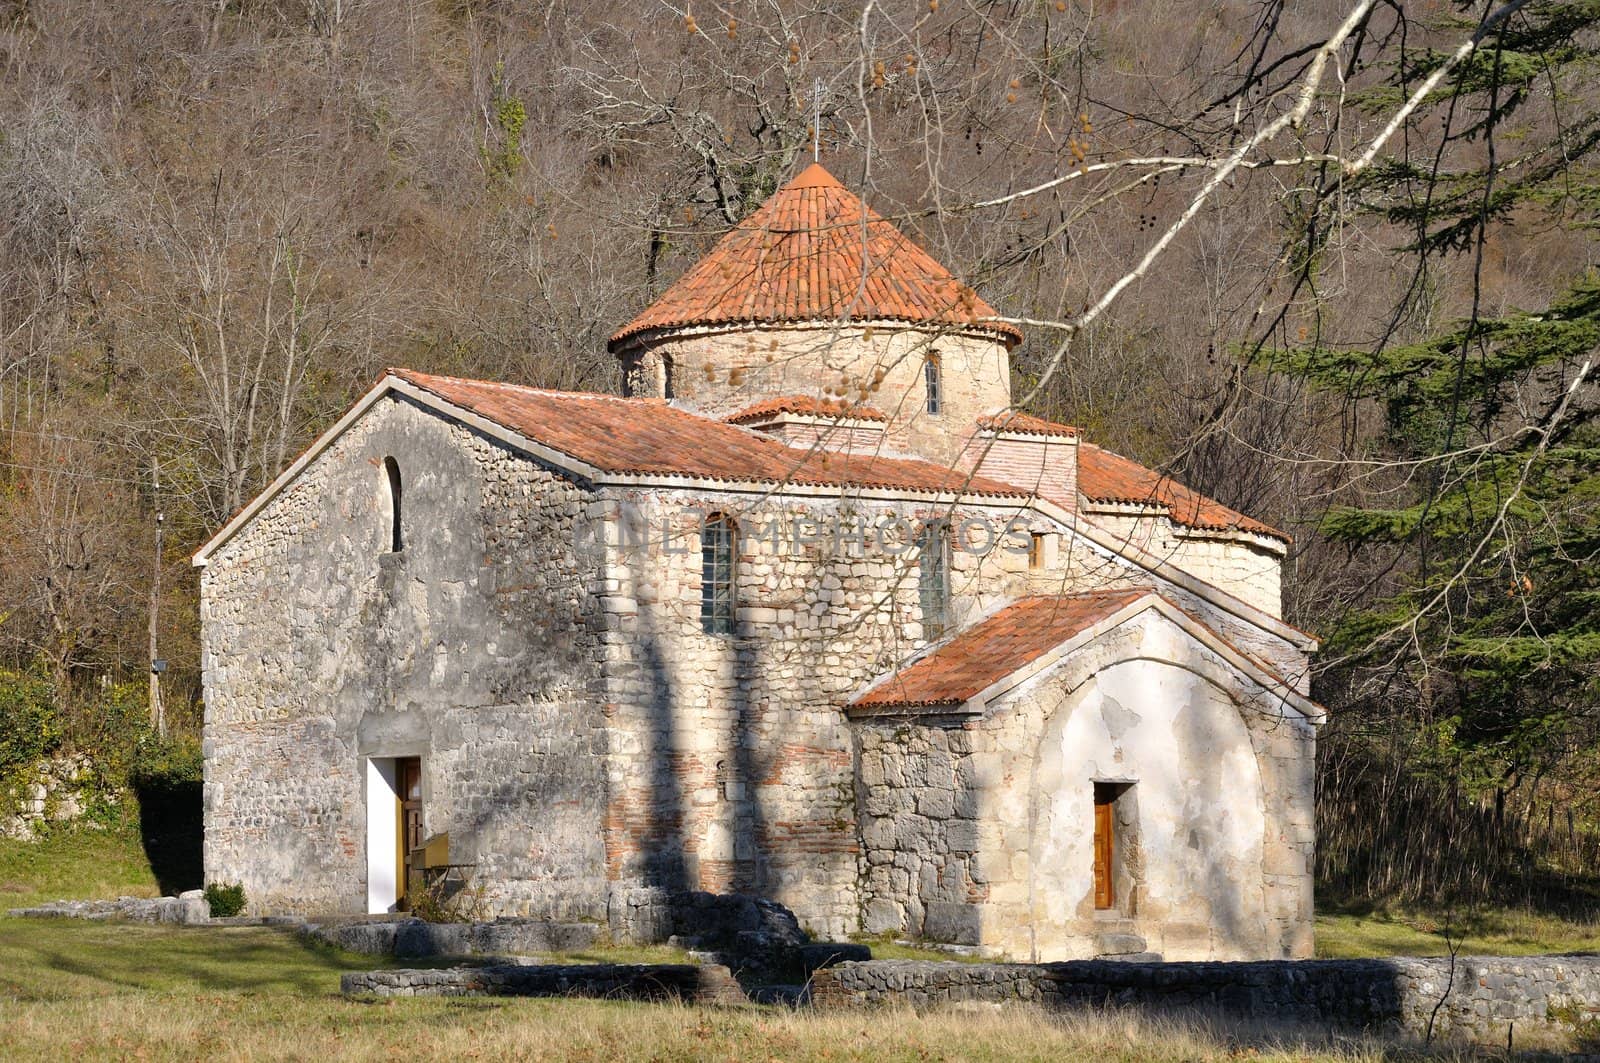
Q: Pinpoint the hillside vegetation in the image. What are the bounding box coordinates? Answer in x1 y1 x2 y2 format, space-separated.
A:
1 1 1598 910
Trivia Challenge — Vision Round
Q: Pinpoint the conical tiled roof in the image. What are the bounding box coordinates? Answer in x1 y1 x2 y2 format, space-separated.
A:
608 163 1023 349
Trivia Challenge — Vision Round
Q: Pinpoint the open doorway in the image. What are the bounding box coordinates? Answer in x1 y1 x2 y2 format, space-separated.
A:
366 756 424 913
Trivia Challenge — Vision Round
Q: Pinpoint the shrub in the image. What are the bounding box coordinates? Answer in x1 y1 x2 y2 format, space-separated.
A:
129 733 203 791
73 681 153 785
0 669 61 781
204 882 246 918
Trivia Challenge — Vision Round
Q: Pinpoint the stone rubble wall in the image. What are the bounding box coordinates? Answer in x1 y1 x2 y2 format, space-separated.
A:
305 917 601 957
811 956 1600 1047
1 754 105 841
9 892 210 925
596 487 1088 940
341 962 748 1004
618 323 1014 465
201 395 609 918
852 609 1316 962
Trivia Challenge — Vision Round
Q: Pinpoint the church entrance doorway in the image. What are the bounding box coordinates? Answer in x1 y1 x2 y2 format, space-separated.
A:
365 755 425 913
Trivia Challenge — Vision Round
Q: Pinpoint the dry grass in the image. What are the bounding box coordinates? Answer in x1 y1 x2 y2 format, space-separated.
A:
0 917 1536 1062
0 990 1491 1063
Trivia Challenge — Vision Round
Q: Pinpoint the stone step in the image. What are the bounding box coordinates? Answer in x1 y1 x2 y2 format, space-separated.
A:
1093 932 1148 956
1097 951 1163 963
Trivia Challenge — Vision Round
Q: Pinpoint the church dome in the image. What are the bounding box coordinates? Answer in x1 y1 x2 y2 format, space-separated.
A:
608 163 1023 351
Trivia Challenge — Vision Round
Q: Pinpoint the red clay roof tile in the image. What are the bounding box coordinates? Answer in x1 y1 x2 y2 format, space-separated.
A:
609 163 1023 349
391 369 1021 497
852 588 1300 709
852 590 1149 708
975 412 1079 437
1077 442 1288 542
724 395 889 424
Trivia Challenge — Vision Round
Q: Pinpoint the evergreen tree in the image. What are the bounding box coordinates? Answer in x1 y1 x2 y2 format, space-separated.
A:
1264 1 1600 895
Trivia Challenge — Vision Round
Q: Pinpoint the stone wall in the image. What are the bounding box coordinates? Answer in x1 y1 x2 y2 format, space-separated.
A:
851 608 1316 961
1085 508 1285 620
1 754 102 840
618 322 1013 465
811 956 1600 1048
201 394 610 919
199 381 1311 952
343 962 747 1004
9 893 210 924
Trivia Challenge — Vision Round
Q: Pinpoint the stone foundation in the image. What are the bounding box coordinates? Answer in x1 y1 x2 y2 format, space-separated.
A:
305 918 601 958
811 956 1600 1047
342 962 748 1004
9 893 210 925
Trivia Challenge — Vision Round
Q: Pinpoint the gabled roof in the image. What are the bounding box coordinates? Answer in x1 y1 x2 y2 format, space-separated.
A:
1077 441 1288 542
852 590 1146 709
192 369 1030 566
609 163 1023 349
724 395 889 424
850 589 1319 719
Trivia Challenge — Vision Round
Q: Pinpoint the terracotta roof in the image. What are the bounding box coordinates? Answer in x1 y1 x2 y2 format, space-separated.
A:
852 589 1311 713
853 590 1148 708
609 163 1023 349
975 411 1079 437
1077 442 1289 542
391 369 1022 497
724 395 889 424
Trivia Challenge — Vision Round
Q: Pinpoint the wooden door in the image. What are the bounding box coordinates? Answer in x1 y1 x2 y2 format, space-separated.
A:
1093 789 1115 910
397 757 422 907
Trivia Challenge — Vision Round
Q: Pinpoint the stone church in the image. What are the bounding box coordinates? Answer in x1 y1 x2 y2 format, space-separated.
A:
194 163 1321 962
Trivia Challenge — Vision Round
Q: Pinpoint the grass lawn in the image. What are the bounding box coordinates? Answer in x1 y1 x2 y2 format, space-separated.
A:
0 917 1497 1063
1316 904 1600 959
1 826 1594 1059
0 820 161 909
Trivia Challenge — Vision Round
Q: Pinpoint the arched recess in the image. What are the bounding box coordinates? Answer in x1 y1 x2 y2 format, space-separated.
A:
1026 653 1269 959
383 457 404 553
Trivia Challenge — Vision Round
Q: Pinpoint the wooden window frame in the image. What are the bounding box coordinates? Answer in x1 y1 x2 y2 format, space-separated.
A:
1028 532 1047 570
924 353 943 415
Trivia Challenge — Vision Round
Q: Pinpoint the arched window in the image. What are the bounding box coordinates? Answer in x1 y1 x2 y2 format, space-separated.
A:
384 457 403 553
700 513 737 635
924 352 943 415
918 521 950 639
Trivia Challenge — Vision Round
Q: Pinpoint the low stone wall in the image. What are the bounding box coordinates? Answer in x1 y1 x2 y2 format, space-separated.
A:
305 918 600 958
9 893 210 925
812 956 1600 1046
342 963 747 1004
1 754 109 840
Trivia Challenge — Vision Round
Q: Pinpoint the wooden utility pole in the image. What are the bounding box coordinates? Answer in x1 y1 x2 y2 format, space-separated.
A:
148 456 166 737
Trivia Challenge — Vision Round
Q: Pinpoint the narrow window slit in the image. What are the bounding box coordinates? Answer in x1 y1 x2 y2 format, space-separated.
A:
384 457 403 553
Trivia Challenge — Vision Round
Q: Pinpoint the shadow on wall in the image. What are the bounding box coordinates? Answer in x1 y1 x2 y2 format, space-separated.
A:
133 774 204 895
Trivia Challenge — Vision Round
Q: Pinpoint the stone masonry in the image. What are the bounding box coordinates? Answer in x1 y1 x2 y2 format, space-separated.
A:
197 162 1319 961
812 955 1600 1048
